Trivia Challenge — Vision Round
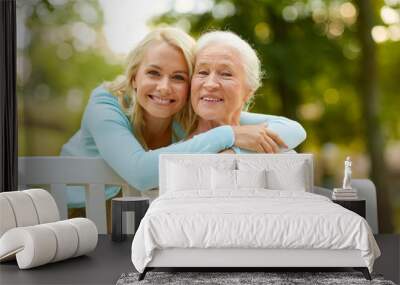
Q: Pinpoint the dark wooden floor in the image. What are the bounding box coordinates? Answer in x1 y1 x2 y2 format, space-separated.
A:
0 234 398 285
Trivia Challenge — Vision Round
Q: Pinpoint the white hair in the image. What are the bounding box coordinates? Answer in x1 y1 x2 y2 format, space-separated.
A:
195 31 262 94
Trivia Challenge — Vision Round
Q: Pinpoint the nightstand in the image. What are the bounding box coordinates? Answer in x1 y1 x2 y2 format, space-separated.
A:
332 199 366 218
111 197 150 242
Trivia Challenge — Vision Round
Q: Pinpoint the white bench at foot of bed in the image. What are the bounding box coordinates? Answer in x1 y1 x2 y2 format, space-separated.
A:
148 248 365 268
143 248 371 280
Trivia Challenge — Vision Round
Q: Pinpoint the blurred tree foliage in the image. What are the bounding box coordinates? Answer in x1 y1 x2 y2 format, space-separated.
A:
17 0 123 155
153 0 399 145
17 0 400 232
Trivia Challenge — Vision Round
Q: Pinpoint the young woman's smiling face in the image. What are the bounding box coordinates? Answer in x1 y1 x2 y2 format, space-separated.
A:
133 41 190 119
190 44 252 124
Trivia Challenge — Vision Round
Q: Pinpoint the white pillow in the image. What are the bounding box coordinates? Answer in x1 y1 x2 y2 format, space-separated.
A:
167 162 211 191
237 158 309 191
211 168 236 190
266 163 307 191
236 169 268 189
211 169 268 191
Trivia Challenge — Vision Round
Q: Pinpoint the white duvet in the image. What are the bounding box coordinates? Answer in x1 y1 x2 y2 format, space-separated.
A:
131 190 380 273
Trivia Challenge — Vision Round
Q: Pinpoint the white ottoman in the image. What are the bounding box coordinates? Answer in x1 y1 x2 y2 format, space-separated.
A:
0 189 98 269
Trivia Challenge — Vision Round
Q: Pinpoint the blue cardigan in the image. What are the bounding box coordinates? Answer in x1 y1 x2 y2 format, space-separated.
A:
61 86 306 208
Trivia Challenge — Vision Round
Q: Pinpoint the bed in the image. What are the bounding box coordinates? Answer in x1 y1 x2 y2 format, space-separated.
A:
131 154 380 280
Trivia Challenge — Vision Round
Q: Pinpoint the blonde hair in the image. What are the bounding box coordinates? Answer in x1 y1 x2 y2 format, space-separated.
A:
195 31 262 111
103 27 196 149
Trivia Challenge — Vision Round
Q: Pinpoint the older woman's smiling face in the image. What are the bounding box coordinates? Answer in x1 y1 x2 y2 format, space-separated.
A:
191 44 252 124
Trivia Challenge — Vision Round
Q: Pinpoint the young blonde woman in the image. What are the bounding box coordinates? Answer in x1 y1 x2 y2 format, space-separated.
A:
61 27 306 210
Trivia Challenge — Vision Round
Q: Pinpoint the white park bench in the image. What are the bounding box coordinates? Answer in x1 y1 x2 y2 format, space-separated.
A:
18 157 141 234
18 156 379 235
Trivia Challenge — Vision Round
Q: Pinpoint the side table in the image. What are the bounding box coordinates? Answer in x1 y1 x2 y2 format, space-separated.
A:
112 197 150 242
332 199 366 218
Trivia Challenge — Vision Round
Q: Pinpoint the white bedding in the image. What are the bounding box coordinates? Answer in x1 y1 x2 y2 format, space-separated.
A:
131 190 380 273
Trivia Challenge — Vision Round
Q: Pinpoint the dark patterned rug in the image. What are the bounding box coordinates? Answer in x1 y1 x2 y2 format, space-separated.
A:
116 271 396 285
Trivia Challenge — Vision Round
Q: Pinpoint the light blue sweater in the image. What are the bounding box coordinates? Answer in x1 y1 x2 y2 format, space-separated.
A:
61 86 306 208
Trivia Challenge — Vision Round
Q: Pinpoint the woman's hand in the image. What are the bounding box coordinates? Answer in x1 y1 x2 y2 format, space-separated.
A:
219 148 235 154
232 124 288 153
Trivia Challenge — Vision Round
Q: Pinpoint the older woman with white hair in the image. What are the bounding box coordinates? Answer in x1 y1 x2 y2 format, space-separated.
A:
189 30 305 153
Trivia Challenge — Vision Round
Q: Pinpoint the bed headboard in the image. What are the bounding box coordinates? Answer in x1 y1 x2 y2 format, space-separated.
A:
159 154 314 195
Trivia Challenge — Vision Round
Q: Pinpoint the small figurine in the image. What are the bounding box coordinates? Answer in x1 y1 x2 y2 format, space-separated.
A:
333 156 357 199
342 156 352 190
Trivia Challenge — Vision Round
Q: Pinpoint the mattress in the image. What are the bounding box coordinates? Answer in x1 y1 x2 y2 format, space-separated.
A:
131 190 380 273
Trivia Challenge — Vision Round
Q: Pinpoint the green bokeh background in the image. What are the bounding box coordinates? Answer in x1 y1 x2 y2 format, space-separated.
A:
17 0 400 232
